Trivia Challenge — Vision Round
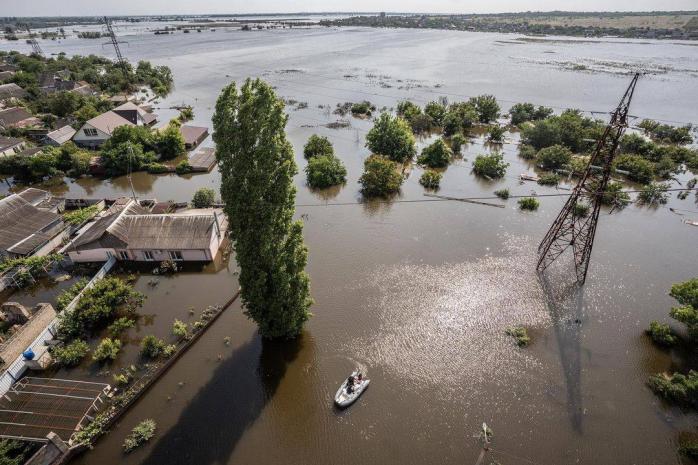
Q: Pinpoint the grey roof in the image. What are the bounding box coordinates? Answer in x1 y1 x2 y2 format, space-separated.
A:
180 125 209 145
45 125 76 145
69 200 148 250
83 111 133 135
189 147 217 172
0 192 64 255
0 71 15 81
17 188 50 206
0 136 23 152
0 83 26 100
0 107 35 128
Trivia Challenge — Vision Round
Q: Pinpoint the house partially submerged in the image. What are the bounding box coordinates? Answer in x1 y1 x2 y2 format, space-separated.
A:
0 107 40 130
0 189 68 260
43 125 76 146
0 136 25 157
112 102 157 126
180 125 209 150
66 198 227 263
73 104 157 148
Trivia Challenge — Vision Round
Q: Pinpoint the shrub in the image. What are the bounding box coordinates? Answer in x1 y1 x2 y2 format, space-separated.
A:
595 181 630 207
505 326 530 347
108 317 135 337
350 101 375 116
637 182 669 205
679 438 698 459
424 101 447 125
472 152 509 179
572 202 590 218
52 340 89 367
518 197 540 211
443 102 478 136
670 278 698 309
192 187 215 208
140 335 166 359
56 278 88 311
536 144 572 170
469 95 500 123
614 154 654 184
646 321 677 346
494 188 510 200
305 155 347 188
487 125 505 143
157 123 186 160
509 102 553 125
163 344 176 357
409 113 434 133
417 139 451 168
537 173 560 186
113 373 131 386
92 338 121 362
175 160 193 175
396 100 421 122
648 371 698 406
123 419 156 453
518 144 537 160
451 133 467 154
145 163 168 174
179 105 194 122
365 113 416 163
63 205 101 225
359 155 403 197
172 319 188 339
419 170 442 189
303 135 334 159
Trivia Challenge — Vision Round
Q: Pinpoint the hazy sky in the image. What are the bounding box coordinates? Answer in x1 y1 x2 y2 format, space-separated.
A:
3 0 697 16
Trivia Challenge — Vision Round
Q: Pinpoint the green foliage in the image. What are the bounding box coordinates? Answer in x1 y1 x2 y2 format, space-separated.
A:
0 254 60 274
365 113 416 163
639 119 693 145
518 197 540 211
536 144 572 170
522 109 602 152
494 188 510 200
92 337 121 362
72 411 110 446
442 102 479 136
172 319 188 339
537 173 560 186
648 371 698 406
450 133 467 154
101 141 156 177
58 277 143 341
213 78 312 339
146 163 168 174
192 187 216 208
572 202 590 218
56 278 88 312
424 101 447 125
505 326 530 347
596 181 630 207
63 204 100 225
396 100 422 122
303 135 334 159
179 105 194 122
359 155 404 197
419 170 442 189
637 182 669 205
136 60 174 96
646 321 677 346
509 103 553 126
0 439 38 465
469 94 500 123
175 160 193 175
614 154 655 184
620 133 654 157
108 317 135 337
518 144 537 160
472 152 509 179
157 123 186 160
140 335 166 358
417 138 451 168
350 101 375 116
123 419 156 453
679 438 698 459
671 278 698 309
305 154 347 188
487 124 505 142
113 373 131 386
52 339 89 367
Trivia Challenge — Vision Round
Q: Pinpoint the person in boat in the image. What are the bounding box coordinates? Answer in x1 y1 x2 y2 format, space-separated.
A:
356 373 363 383
346 375 355 394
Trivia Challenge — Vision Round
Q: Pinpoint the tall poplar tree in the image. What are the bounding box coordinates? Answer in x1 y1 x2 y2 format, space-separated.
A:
213 78 312 339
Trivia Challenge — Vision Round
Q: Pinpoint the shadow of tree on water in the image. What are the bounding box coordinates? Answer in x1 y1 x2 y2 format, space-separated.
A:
140 334 305 465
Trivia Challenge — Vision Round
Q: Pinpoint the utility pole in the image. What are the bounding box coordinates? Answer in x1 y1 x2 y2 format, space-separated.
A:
23 24 44 57
537 72 641 283
103 16 129 72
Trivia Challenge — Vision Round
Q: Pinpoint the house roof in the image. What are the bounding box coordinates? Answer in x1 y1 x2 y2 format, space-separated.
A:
0 71 15 81
15 147 44 158
83 111 134 136
0 136 23 152
113 102 157 125
0 191 64 255
16 188 50 206
0 83 27 100
45 125 76 145
0 107 34 128
69 199 149 250
180 125 209 146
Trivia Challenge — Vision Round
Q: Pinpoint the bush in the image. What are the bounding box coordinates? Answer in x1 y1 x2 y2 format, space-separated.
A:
443 102 479 136
472 152 509 179
366 113 416 163
518 197 540 211
424 101 447 125
140 335 166 359
572 202 590 218
396 100 421 122
56 278 88 311
156 123 186 160
637 182 669 205
509 103 553 125
518 144 537 160
172 319 188 339
536 145 572 170
494 188 510 200
522 110 601 152
469 95 499 123
175 160 193 175
92 338 121 362
303 135 334 159
123 419 156 453
305 154 347 188
409 113 434 133
52 340 89 367
63 205 100 225
537 173 560 186
450 133 467 154
505 326 530 347
670 278 698 309
179 106 194 122
487 125 505 143
192 187 215 208
648 371 698 406
596 181 630 207
359 155 403 197
614 154 655 184
146 163 168 174
417 139 451 168
108 317 135 337
419 170 442 189
351 101 375 116
646 321 677 346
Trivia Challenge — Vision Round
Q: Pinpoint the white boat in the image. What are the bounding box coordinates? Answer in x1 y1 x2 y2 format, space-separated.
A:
334 371 370 408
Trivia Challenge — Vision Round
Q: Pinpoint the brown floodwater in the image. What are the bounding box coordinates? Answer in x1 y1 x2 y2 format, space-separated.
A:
1 22 698 465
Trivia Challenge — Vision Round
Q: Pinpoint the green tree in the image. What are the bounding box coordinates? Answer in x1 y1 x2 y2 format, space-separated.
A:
303 135 334 159
614 154 655 184
305 155 347 188
396 100 421 122
140 335 166 358
509 103 553 125
213 79 312 339
359 155 403 197
52 340 89 367
472 152 509 178
192 187 215 208
157 122 186 160
92 338 121 362
424 101 447 125
365 113 416 163
443 102 478 136
536 144 572 170
417 138 451 168
469 94 500 123
419 170 442 189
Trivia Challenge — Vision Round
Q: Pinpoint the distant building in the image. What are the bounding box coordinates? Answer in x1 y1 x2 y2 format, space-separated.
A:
112 102 157 126
43 125 76 146
0 136 25 157
0 107 41 130
180 125 209 150
66 198 227 263
0 189 68 260
73 104 157 148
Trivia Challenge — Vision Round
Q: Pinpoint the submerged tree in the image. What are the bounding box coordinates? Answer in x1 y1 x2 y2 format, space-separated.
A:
213 79 312 339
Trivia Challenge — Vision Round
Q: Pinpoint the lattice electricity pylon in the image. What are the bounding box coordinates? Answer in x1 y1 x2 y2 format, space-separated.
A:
536 72 640 284
103 16 129 72
23 25 44 57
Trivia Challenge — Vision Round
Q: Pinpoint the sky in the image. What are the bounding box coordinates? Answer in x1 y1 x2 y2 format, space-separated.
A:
3 0 697 17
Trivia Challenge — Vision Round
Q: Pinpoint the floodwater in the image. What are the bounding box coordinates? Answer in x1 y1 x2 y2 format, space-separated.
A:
2 23 698 465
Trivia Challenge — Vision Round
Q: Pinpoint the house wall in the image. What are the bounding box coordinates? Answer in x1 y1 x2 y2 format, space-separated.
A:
68 248 113 263
73 123 110 148
0 142 25 157
31 228 70 258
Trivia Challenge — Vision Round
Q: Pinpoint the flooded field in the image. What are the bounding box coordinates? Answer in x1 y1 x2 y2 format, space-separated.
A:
2 24 698 465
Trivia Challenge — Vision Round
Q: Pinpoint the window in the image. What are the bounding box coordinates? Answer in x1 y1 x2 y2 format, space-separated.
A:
143 250 155 261
118 251 129 260
83 128 98 137
169 251 183 261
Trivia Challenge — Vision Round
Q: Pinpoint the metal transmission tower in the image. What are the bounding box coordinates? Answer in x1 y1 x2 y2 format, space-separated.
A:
23 25 44 57
103 17 128 71
536 72 641 283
